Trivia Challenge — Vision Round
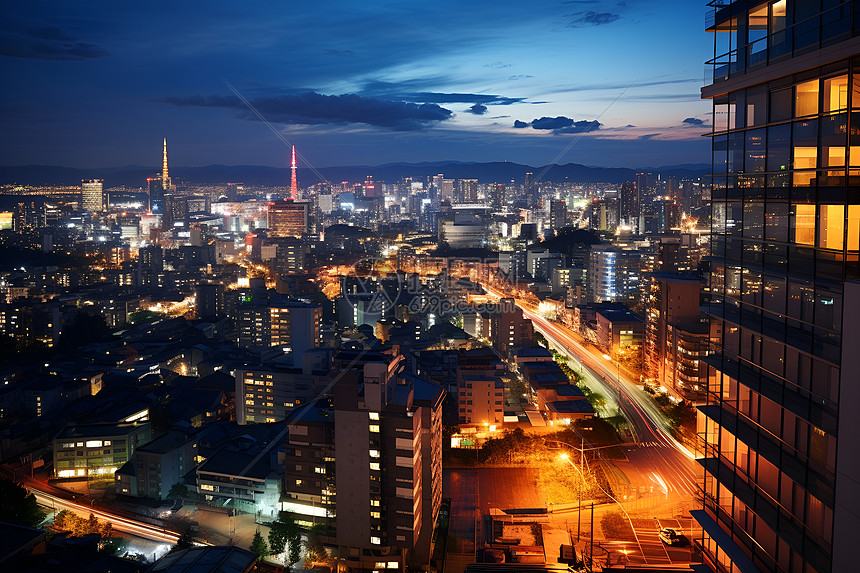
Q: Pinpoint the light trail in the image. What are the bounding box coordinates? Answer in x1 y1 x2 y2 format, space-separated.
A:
479 281 700 497
32 489 181 544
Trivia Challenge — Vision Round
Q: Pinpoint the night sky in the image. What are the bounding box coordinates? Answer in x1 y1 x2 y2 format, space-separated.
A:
1 1 712 171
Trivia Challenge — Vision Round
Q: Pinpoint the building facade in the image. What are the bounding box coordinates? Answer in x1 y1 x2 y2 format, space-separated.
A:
696 2 860 572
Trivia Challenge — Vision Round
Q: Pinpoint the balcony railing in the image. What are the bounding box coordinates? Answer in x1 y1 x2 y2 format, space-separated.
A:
705 3 855 86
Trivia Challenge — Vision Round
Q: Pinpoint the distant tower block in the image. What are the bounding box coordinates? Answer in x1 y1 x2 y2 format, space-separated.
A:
290 145 298 201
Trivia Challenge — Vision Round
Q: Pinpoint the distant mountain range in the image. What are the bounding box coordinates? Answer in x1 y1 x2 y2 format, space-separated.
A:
0 161 710 188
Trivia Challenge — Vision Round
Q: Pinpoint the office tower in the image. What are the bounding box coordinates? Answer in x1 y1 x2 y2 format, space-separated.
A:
195 281 227 321
524 171 534 194
619 181 639 228
290 145 298 201
549 198 568 231
696 3 859 572
363 176 379 198
267 200 309 237
491 183 506 211
12 200 46 232
455 178 478 204
81 179 104 213
162 194 188 229
137 245 163 291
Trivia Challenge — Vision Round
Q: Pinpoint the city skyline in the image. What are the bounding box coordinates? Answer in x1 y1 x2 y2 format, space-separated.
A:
2 0 710 170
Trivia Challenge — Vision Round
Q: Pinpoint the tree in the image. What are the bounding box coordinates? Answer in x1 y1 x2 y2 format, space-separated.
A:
303 523 329 567
269 511 301 563
166 483 189 502
250 530 269 559
0 477 46 528
173 529 195 551
600 511 629 540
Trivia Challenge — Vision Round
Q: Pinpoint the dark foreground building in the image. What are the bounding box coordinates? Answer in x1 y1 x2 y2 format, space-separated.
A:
697 1 860 572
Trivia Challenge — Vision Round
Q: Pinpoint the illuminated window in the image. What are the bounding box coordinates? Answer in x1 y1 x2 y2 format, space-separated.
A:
369 449 380 458
795 79 819 117
793 147 817 185
371 511 381 518
387 563 398 569
85 440 103 448
200 484 214 491
314 466 325 474
369 424 380 433
823 75 848 113
369 412 379 420
371 499 380 507
792 205 816 246
848 206 860 251
370 462 381 471
819 205 845 250
370 536 381 545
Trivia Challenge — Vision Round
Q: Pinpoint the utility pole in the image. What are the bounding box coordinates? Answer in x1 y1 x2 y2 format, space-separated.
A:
589 502 594 573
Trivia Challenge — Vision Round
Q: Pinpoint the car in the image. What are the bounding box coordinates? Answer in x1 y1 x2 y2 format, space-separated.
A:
659 528 685 546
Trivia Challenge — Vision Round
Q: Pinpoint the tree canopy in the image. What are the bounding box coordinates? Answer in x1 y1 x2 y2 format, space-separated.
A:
0 478 46 528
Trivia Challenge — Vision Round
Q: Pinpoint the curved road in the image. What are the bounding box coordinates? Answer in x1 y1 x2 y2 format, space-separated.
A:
521 306 699 498
481 283 700 498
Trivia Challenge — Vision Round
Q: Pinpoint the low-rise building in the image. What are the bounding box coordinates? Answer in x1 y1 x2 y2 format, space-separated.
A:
53 422 151 480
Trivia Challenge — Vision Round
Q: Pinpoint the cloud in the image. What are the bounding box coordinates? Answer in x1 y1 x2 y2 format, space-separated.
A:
553 121 602 134
531 116 575 130
467 103 488 115
358 81 527 106
325 48 354 56
0 25 109 60
638 133 660 140
682 117 705 126
568 11 621 26
158 92 453 131
484 61 512 69
508 74 534 80
512 116 602 134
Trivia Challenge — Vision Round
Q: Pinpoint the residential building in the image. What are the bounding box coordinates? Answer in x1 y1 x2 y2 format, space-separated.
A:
644 274 702 388
696 3 860 572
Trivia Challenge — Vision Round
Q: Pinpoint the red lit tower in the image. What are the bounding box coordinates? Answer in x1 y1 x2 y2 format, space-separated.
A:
290 145 298 201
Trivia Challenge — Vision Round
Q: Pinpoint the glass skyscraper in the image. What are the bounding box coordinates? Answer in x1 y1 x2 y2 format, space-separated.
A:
696 1 859 572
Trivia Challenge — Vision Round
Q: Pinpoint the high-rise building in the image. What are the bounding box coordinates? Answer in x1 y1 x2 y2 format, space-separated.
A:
281 348 445 569
588 245 641 306
696 3 859 572
235 295 321 357
619 181 639 228
549 198 568 231
81 179 104 213
644 274 701 388
267 200 309 238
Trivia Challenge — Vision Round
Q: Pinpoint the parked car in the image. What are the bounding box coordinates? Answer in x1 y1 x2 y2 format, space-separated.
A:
659 528 685 546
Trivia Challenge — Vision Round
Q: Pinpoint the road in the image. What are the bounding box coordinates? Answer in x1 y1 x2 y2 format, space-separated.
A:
31 488 182 545
481 283 699 500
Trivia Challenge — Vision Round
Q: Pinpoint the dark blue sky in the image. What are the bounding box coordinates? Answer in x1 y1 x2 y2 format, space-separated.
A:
1 0 711 170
